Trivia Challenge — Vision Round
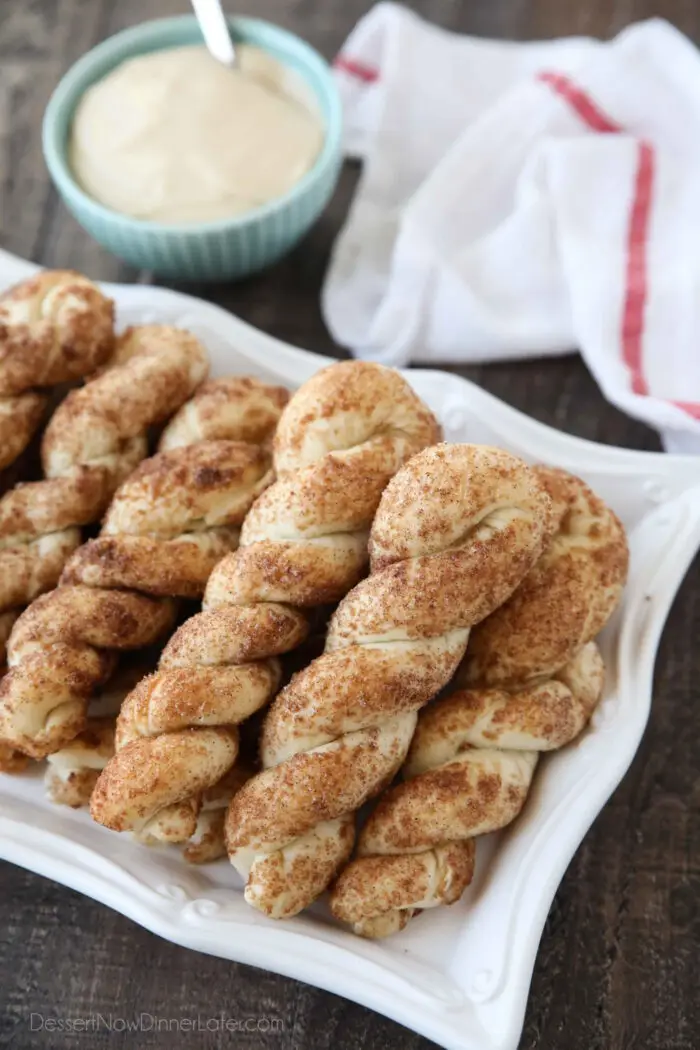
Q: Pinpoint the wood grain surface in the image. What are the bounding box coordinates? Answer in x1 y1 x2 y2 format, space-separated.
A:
1 2 698 1049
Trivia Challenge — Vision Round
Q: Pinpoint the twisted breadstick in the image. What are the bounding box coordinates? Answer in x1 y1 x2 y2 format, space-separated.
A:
464 466 629 685
0 375 284 760
0 270 114 472
63 440 273 599
159 376 288 452
45 718 116 807
223 444 553 919
330 468 629 937
0 324 208 623
0 324 207 771
43 378 289 804
44 655 158 807
184 762 255 864
90 361 440 846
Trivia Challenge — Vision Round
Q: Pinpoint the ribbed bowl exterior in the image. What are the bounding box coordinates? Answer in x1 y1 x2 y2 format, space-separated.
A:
43 16 343 281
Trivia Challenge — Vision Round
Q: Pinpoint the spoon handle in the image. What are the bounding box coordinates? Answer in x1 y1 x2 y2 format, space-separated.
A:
190 0 237 67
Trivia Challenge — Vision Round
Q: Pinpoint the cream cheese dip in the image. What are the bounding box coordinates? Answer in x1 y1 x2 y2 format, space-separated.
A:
69 44 324 223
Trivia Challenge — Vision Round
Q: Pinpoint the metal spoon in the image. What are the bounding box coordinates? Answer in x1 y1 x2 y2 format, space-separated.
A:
190 0 237 67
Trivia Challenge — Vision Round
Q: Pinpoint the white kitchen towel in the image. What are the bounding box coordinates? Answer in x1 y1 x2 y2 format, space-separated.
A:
323 4 700 453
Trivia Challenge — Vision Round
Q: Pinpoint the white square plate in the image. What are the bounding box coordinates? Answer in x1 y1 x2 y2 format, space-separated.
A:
1 248 699 1050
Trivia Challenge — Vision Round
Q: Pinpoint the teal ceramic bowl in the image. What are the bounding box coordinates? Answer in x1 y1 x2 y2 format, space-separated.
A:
42 16 343 281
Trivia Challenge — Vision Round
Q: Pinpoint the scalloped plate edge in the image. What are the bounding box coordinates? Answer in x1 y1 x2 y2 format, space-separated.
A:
0 247 699 1050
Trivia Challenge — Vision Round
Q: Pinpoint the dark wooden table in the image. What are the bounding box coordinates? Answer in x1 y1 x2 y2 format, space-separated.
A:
1 2 698 1048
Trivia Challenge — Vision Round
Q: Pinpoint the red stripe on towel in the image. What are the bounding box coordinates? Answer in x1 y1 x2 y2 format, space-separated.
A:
539 71 700 423
334 56 380 83
537 72 622 133
621 141 655 396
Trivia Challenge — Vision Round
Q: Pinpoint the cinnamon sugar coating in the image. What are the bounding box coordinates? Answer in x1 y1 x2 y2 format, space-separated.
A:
183 762 256 864
226 444 552 920
0 270 114 472
44 655 160 806
45 717 116 808
63 440 273 598
0 324 208 625
159 376 289 451
462 466 629 685
331 643 605 937
331 468 627 938
91 361 440 848
0 374 283 763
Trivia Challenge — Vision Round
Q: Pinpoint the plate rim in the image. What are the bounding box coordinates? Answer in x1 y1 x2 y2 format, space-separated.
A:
1 246 699 1050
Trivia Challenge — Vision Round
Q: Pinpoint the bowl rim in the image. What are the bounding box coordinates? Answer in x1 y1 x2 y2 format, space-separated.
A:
42 14 343 236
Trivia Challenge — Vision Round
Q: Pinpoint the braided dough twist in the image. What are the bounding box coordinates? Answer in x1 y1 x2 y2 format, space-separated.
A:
330 469 629 937
0 376 284 760
0 271 114 472
183 763 255 864
0 325 208 620
159 376 288 451
44 656 159 807
224 444 553 919
0 323 207 771
463 467 629 686
90 361 440 846
43 375 286 806
44 717 116 808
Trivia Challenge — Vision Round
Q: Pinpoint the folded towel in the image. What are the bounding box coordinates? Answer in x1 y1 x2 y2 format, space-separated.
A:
323 4 700 453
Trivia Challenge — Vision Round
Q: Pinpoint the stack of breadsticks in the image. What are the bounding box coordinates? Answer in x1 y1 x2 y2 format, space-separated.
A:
38 374 290 808
0 271 115 660
330 464 628 936
0 268 289 794
1 270 116 770
90 360 440 859
0 284 629 942
0 270 114 489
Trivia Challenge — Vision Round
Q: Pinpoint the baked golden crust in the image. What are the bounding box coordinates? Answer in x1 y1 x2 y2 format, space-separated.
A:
44 654 166 806
405 643 605 773
0 375 285 761
0 324 209 620
330 843 476 938
225 444 553 920
0 394 45 476
45 717 116 808
225 360 443 605
331 643 605 937
90 361 440 848
183 762 255 864
63 440 273 597
330 468 627 938
462 466 629 686
0 585 175 757
93 729 240 841
158 376 289 451
0 270 115 471
0 324 208 761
